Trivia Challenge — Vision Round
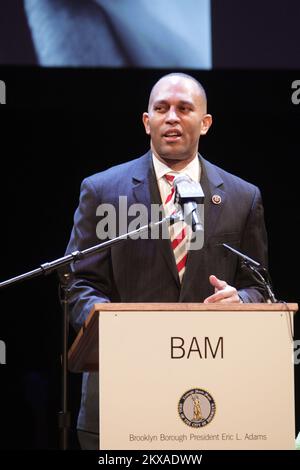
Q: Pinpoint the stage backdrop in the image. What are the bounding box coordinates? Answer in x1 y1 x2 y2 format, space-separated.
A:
0 67 299 449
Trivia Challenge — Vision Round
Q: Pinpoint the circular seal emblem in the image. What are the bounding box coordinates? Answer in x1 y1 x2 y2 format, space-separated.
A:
178 388 216 428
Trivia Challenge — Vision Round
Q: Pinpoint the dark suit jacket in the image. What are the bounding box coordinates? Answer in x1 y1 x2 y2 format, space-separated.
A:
65 151 268 433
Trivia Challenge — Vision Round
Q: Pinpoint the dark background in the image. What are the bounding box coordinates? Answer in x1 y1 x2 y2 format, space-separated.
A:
0 67 299 449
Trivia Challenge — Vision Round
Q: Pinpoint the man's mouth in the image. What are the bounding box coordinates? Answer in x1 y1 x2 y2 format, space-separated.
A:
163 129 182 142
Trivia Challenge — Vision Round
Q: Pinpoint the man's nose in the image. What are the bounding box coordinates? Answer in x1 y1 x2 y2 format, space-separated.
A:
165 106 180 123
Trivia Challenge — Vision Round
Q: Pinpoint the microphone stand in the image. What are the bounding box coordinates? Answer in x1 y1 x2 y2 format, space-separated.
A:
222 243 277 303
0 212 180 449
241 261 277 303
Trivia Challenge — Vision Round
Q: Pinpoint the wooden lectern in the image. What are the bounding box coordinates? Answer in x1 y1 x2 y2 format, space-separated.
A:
68 303 298 450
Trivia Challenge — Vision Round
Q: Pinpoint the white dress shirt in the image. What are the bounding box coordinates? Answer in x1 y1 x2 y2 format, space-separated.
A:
152 153 201 204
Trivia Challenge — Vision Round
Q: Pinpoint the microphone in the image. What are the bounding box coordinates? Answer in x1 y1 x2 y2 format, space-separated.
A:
173 174 204 232
222 243 277 303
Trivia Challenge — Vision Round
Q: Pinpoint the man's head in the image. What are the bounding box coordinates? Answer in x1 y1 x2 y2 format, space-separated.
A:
143 73 212 167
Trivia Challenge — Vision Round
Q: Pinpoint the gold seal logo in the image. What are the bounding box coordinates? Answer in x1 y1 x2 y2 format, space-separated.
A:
178 388 216 428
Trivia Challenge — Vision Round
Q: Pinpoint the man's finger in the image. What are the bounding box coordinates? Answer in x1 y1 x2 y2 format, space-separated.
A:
209 274 227 291
204 284 237 303
204 291 232 303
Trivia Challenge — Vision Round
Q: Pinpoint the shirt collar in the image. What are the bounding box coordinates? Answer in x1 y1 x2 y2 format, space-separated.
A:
152 152 201 182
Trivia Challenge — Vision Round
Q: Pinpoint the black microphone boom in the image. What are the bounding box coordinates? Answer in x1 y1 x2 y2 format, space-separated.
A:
222 243 260 267
222 243 277 303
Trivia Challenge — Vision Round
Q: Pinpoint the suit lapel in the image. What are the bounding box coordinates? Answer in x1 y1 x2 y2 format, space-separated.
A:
131 160 152 211
131 152 180 287
200 155 226 242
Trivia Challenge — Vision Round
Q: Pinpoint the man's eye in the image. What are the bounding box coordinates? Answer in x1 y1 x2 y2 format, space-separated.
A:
154 106 165 112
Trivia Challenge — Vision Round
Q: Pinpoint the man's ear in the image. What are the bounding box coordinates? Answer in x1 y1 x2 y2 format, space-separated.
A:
200 114 213 135
142 112 151 135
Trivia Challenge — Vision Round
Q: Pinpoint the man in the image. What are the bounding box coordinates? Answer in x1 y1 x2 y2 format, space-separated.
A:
65 73 268 449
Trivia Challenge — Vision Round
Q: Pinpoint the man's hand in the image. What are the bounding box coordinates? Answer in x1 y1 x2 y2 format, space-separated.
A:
204 275 242 303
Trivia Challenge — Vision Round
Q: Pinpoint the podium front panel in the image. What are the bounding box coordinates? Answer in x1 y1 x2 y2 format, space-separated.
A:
99 309 295 450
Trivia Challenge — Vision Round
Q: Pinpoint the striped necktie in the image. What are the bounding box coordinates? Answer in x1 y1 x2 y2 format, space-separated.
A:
164 174 188 283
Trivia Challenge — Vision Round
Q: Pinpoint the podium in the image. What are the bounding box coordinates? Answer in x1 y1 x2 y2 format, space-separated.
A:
68 303 298 450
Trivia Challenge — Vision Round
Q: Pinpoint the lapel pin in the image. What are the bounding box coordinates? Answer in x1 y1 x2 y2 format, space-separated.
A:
212 194 222 205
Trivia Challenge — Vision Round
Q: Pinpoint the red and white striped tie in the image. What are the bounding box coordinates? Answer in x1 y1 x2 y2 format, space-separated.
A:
164 174 188 283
